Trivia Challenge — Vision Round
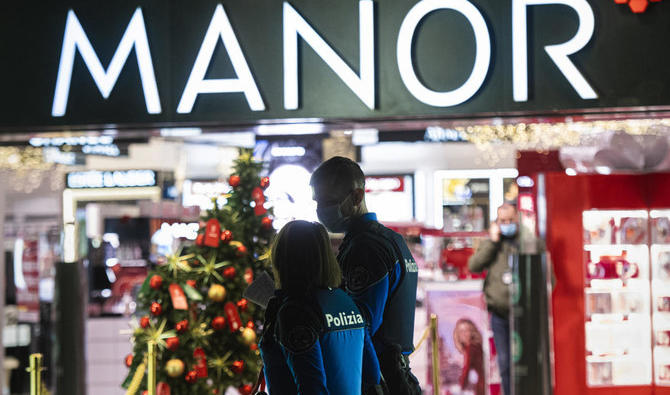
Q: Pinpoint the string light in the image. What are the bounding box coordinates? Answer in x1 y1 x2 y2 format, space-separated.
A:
457 118 670 165
0 147 66 193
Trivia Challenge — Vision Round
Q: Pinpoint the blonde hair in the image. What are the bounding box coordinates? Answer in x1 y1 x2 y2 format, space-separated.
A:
270 220 341 293
453 318 483 353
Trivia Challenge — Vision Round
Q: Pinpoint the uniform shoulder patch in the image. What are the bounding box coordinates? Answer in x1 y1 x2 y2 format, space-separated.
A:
347 265 373 294
276 301 321 354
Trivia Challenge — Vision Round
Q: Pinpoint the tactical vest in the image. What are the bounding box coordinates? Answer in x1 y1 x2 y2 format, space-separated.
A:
339 220 419 354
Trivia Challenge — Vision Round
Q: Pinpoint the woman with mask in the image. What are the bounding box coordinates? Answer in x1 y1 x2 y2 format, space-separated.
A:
260 220 377 394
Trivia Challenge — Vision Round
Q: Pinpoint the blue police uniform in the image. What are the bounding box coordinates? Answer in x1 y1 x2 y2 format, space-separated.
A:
260 288 369 395
338 213 420 394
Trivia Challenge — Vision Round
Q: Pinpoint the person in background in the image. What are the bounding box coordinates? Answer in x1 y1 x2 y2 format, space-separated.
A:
453 318 485 395
260 220 370 394
467 203 519 395
310 157 421 395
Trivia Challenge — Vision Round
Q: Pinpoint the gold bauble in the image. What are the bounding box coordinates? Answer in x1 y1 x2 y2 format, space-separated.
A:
207 284 226 302
241 327 257 345
165 358 185 378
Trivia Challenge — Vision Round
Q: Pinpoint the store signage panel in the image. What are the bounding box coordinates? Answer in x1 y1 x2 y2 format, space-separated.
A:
1 0 670 131
66 169 157 189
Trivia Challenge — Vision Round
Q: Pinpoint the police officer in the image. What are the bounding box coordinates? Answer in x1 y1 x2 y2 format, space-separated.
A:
310 157 421 395
260 220 375 394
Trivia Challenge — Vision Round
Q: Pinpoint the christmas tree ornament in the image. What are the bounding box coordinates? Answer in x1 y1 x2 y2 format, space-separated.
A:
207 284 226 302
220 229 233 243
125 354 134 367
224 302 242 332
236 244 248 256
228 174 241 187
211 316 226 331
165 359 185 378
142 391 148 395
175 320 189 333
236 298 248 311
231 360 245 374
246 321 255 329
149 274 163 290
185 370 198 384
193 348 209 378
140 316 150 329
251 187 264 202
243 268 254 284
186 279 197 288
254 203 268 216
240 327 257 345
126 360 146 394
250 343 258 351
204 219 221 248
150 302 163 316
260 176 270 189
169 284 188 310
156 382 171 395
261 217 273 230
223 267 236 279
239 384 253 395
196 233 205 246
166 337 180 351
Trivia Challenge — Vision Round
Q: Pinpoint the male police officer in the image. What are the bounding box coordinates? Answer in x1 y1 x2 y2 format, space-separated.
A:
310 157 421 395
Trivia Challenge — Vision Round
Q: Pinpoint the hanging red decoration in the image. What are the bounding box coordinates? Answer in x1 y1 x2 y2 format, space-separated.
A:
254 204 268 216
261 217 273 230
236 298 248 311
231 360 245 374
246 321 255 329
193 347 208 378
203 218 221 248
185 370 198 384
244 268 254 284
224 302 242 332
140 316 150 329
166 337 180 351
196 233 205 246
223 267 236 279
186 279 197 288
251 186 264 202
149 274 163 290
211 316 226 331
220 229 233 243
228 175 241 187
175 320 189 333
260 176 270 189
125 354 134 367
150 302 162 316
169 284 188 310
156 382 171 395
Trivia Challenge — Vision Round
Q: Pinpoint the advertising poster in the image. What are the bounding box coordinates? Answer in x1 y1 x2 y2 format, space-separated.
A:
425 285 500 395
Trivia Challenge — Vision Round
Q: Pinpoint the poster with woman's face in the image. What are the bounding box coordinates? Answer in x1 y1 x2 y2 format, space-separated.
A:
424 286 501 395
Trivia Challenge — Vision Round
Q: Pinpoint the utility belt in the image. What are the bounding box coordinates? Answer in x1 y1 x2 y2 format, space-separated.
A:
376 344 421 395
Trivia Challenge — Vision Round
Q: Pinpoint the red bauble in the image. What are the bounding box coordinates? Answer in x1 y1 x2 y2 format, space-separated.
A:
261 217 273 230
250 343 258 351
260 176 270 189
243 268 254 284
196 233 205 246
125 354 134 367
149 274 163 290
140 316 150 329
228 175 241 188
231 360 245 374
251 187 264 202
186 279 196 288
236 299 248 311
175 320 189 333
236 245 247 256
223 267 236 279
185 370 198 384
254 204 268 216
142 391 148 395
246 321 255 329
166 337 180 351
150 302 163 316
212 316 226 331
220 230 233 243
239 384 253 395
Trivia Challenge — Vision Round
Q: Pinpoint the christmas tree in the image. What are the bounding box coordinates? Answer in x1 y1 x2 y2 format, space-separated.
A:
123 149 274 395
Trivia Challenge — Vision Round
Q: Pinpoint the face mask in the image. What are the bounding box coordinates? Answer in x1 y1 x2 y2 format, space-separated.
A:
499 223 518 238
317 194 352 233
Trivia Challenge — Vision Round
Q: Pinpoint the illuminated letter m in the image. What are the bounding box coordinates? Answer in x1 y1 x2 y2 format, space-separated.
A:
51 8 161 117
